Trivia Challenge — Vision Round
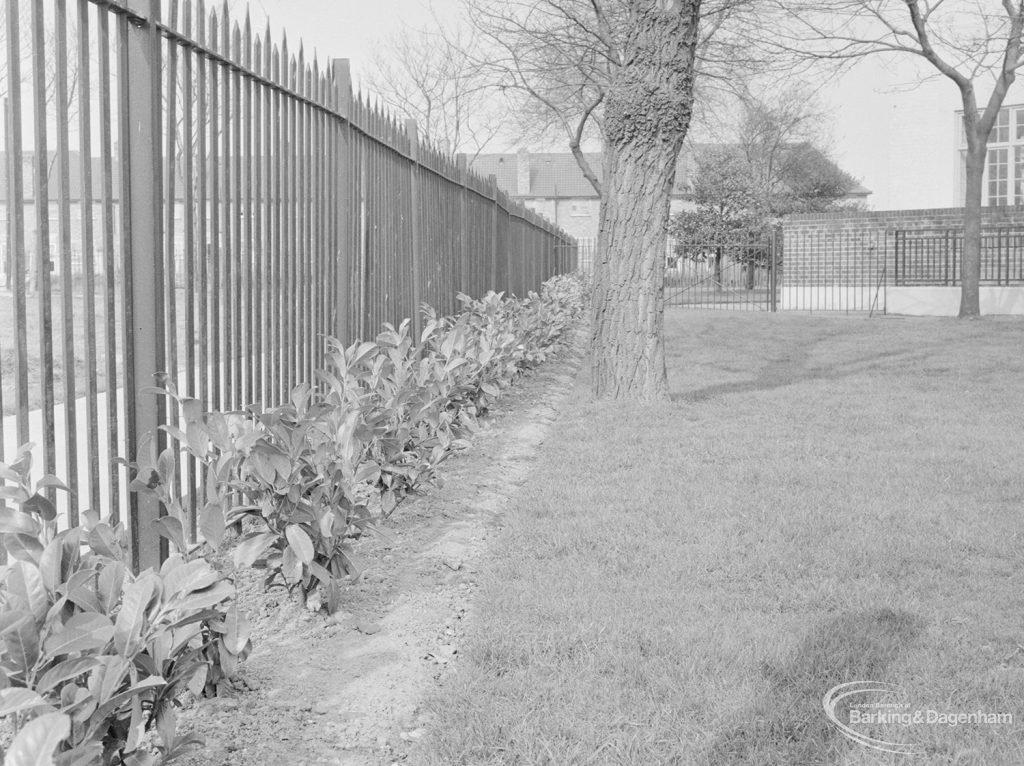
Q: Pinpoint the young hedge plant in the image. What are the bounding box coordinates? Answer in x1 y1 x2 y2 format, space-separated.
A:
0 445 249 765
148 276 587 614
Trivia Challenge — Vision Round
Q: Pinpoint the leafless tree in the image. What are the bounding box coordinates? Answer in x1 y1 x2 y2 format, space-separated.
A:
727 84 856 213
365 20 504 159
0 0 80 173
755 0 1024 318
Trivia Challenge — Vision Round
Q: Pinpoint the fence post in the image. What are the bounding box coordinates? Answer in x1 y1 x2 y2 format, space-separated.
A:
769 229 779 312
488 174 499 292
406 119 423 337
125 0 165 572
332 59 352 344
457 154 469 296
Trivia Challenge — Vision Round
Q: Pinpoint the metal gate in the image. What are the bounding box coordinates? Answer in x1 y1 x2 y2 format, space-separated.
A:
664 234 781 311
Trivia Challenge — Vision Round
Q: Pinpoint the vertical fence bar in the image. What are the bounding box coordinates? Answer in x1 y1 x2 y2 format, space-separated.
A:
406 120 422 338
297 49 309 385
5 1 30 450
230 19 243 408
208 9 221 412
271 40 282 402
252 31 265 405
31 0 58 499
77 0 101 514
221 4 234 411
316 66 328 359
54 0 80 523
306 56 316 382
282 38 293 395
358 126 368 340
124 0 165 571
98 6 120 521
163 0 180 471
181 0 198 539
196 0 209 421
242 13 255 405
261 29 273 404
457 155 469 297
488 175 498 291
334 61 353 345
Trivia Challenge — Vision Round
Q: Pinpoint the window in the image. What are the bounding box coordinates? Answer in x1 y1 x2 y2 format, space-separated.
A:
961 107 1011 146
958 104 1024 205
988 147 1008 205
569 202 591 217
1014 147 1024 203
992 108 1010 143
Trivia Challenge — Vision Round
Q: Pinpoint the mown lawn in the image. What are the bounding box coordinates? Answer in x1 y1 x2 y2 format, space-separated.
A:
414 310 1024 766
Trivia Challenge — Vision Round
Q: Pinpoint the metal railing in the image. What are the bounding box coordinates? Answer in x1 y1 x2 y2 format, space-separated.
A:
1 0 576 571
665 239 779 311
893 227 1024 286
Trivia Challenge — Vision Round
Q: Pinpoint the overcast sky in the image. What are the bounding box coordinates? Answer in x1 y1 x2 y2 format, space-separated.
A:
246 0 440 85
243 0 978 210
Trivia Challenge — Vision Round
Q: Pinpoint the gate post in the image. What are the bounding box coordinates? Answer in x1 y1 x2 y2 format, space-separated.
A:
124 0 165 572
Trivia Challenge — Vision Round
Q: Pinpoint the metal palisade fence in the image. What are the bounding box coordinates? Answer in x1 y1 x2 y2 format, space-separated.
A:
0 0 577 571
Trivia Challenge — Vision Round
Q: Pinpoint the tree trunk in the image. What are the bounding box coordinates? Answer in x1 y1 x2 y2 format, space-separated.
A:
959 145 984 317
591 144 677 399
713 247 723 290
591 0 702 401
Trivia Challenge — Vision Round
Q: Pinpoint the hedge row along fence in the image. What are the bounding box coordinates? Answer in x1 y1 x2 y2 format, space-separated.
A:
0 274 587 765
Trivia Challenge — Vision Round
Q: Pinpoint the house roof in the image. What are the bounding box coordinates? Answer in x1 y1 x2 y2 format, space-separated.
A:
470 146 869 201
470 152 693 199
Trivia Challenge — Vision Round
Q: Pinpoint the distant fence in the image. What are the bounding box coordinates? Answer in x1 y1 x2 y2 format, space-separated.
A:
666 236 780 311
781 227 887 312
1 0 576 571
894 227 1024 286
781 207 1024 313
572 236 674 275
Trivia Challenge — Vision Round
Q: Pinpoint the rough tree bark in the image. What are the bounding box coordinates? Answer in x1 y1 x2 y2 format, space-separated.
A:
962 138 985 317
591 0 702 400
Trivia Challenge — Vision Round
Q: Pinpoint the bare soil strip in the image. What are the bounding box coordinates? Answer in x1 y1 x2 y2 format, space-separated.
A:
176 329 586 766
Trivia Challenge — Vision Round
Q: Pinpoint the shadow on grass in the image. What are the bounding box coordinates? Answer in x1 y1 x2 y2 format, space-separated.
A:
671 348 928 404
705 608 924 766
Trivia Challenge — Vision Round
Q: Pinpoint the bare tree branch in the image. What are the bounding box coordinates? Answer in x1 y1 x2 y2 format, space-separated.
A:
749 0 1024 315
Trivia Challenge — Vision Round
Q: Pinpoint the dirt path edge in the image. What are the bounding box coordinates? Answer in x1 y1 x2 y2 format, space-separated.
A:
176 326 588 766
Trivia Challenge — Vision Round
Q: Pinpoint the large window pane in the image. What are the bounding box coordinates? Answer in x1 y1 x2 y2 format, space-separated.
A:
988 147 1008 205
996 108 1010 143
1014 146 1024 204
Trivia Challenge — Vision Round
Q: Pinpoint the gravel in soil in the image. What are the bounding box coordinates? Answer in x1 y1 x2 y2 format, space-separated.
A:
175 329 586 766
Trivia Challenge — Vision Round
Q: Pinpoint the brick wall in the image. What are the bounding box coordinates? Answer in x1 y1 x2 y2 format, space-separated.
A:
782 206 1024 286
523 198 600 240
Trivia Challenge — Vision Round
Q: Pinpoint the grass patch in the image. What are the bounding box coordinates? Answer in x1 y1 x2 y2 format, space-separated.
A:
0 286 193 415
414 311 1024 766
